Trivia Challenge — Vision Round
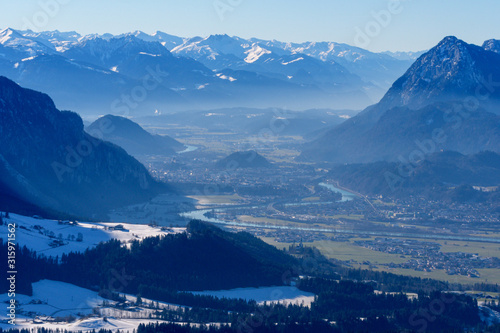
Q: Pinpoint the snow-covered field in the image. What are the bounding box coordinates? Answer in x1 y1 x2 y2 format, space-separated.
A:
0 280 104 319
191 286 316 307
479 306 500 326
2 315 176 332
0 213 184 256
0 280 207 332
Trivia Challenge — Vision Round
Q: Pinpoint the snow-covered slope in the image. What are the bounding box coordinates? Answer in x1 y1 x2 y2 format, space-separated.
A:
21 29 82 52
62 35 172 69
171 34 414 93
0 280 177 332
0 280 105 318
0 28 55 58
0 213 184 256
119 30 185 50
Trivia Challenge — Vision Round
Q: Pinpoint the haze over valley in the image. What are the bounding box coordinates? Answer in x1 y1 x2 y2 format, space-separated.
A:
1 2 500 331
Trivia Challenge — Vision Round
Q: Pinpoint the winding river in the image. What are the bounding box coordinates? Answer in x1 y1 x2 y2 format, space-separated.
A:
180 184 500 244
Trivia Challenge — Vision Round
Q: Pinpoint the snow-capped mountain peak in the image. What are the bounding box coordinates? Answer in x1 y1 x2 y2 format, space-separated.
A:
0 28 21 43
63 34 172 67
244 44 272 63
0 28 433 113
150 31 185 50
122 30 155 41
0 27 55 57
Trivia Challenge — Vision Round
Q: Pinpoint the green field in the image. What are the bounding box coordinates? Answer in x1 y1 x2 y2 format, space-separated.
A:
260 236 500 286
365 266 500 285
309 239 408 264
438 240 500 257
260 237 407 265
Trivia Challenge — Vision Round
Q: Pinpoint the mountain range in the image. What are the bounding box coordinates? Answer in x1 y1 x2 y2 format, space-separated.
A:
0 28 421 116
135 107 351 137
0 76 166 219
300 36 500 163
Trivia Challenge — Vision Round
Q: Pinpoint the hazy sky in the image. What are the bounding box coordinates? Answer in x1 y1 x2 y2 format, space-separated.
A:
2 0 499 52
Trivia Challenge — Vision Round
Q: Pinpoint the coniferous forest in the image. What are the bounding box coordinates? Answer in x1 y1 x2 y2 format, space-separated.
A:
0 221 486 332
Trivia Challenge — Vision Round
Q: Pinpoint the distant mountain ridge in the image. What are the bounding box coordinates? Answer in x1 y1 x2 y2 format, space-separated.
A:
62 35 172 68
87 115 185 157
169 34 415 96
135 107 350 137
0 28 423 115
0 76 166 218
300 36 500 163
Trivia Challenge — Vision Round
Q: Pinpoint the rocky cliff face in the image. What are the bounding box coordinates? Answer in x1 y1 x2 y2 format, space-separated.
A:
483 39 500 54
379 36 500 111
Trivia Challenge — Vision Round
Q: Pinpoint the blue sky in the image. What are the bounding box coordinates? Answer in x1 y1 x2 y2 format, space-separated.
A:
2 0 499 52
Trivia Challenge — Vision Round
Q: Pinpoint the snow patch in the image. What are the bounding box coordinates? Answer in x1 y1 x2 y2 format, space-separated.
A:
0 280 104 318
21 56 37 62
282 57 304 65
191 286 315 307
216 73 237 82
139 52 161 57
